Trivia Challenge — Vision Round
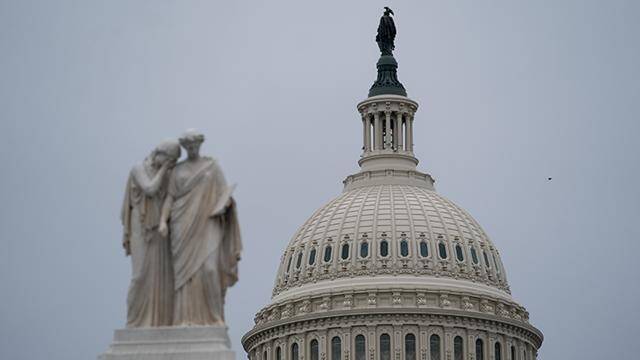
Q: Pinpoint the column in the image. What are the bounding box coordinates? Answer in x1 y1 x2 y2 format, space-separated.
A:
406 113 414 152
362 114 367 152
384 111 391 149
396 113 403 151
374 112 382 150
365 114 372 152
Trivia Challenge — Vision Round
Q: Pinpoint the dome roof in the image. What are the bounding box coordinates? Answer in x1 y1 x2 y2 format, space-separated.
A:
272 182 511 302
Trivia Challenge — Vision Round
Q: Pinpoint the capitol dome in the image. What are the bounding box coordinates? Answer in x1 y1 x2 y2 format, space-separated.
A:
243 13 542 360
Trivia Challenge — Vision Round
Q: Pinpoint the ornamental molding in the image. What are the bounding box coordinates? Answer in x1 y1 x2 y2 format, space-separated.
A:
242 311 542 354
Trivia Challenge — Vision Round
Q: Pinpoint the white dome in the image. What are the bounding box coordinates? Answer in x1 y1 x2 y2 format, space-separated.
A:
273 184 511 300
243 93 542 359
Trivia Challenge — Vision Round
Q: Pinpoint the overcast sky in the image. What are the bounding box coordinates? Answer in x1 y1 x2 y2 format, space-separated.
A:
1 1 639 359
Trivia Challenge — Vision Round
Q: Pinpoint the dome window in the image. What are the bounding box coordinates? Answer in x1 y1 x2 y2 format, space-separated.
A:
453 336 463 360
380 240 389 257
331 336 341 360
405 334 416 360
475 339 484 360
291 343 299 360
359 241 369 258
470 247 479 265
310 340 319 360
341 243 350 260
483 250 491 268
276 347 281 360
419 241 429 257
308 248 317 265
286 255 293 273
323 245 333 263
511 346 516 360
438 242 448 259
296 252 303 269
400 239 409 257
380 334 391 360
492 253 501 274
264 350 267 360
429 335 441 360
494 342 502 360
355 335 366 360
455 244 464 262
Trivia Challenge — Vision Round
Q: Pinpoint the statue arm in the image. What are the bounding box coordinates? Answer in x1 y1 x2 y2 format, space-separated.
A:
158 191 173 237
131 163 168 196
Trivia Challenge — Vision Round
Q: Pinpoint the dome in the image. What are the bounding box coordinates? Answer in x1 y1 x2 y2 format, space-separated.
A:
243 17 542 359
272 183 512 301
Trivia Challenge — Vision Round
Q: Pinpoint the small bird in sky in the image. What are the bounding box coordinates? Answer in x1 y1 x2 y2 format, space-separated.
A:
547 177 552 181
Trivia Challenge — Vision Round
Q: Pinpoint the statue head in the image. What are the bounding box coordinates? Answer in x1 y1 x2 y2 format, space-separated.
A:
152 139 181 166
179 129 206 159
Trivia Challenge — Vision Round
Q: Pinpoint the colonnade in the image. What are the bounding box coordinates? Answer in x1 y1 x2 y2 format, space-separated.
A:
362 111 414 153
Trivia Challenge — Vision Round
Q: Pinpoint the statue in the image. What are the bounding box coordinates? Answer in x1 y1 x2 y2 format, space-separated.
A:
103 131 240 359
376 7 396 56
121 140 181 327
159 129 242 326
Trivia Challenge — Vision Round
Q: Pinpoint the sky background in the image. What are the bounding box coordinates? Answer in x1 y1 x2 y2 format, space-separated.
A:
1 1 639 359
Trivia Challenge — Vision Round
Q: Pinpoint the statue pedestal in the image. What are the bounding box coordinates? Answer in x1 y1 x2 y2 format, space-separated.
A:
98 325 235 360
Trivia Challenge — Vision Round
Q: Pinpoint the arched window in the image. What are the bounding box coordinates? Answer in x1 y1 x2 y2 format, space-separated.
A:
331 336 341 360
264 350 268 360
341 243 350 260
483 250 491 268
494 342 502 360
324 245 332 263
276 346 281 360
286 255 293 272
429 334 441 360
380 334 391 360
455 244 464 261
405 334 416 360
400 239 409 257
470 247 479 265
475 339 484 360
291 343 299 360
380 240 389 257
453 336 463 360
523 348 527 360
296 252 303 269
310 339 319 360
493 253 501 275
438 242 447 259
360 241 369 258
510 346 516 360
355 335 366 360
308 248 316 265
419 241 429 257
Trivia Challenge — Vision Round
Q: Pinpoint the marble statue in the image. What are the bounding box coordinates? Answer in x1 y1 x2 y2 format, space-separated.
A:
103 130 240 359
121 140 181 327
159 129 242 326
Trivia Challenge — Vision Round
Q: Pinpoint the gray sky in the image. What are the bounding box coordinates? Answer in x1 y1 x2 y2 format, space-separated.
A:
1 1 639 359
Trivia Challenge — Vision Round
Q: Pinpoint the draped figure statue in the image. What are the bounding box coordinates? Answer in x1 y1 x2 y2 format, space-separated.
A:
121 140 181 327
159 130 242 326
376 7 396 55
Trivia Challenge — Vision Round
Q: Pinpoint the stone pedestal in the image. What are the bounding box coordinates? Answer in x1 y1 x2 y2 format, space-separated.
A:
99 325 235 360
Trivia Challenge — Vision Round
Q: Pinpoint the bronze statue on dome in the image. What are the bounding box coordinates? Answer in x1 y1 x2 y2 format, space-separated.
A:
376 7 396 56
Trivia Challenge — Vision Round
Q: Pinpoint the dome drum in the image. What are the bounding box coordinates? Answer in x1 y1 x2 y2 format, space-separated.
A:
243 312 541 360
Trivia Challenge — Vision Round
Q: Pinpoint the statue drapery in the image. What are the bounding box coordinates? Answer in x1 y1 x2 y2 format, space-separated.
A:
167 157 242 325
121 158 174 327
